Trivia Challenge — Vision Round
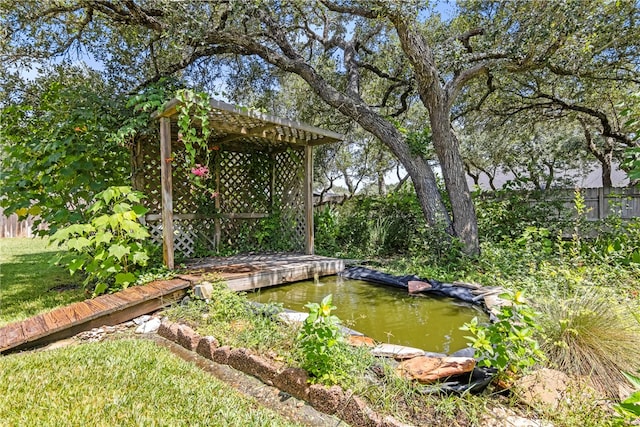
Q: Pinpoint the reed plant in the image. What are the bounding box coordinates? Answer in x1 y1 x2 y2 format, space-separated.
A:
537 288 640 398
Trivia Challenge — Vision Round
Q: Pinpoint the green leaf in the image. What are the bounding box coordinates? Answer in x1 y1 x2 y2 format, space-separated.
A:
93 282 108 295
67 237 91 251
622 372 640 388
94 231 114 245
108 244 130 260
101 187 116 204
115 272 136 285
132 251 149 266
131 204 149 216
68 258 85 274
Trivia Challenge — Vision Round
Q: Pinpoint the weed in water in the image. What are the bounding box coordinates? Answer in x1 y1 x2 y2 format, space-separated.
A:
296 294 346 384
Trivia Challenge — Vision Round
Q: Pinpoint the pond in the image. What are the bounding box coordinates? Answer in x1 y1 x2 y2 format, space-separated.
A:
247 275 489 354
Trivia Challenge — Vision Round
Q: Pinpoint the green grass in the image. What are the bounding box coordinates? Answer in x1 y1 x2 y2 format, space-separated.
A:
0 237 85 326
0 338 304 427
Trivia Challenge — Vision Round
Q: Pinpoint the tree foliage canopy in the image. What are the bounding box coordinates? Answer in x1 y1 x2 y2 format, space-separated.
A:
0 66 131 233
1 0 639 252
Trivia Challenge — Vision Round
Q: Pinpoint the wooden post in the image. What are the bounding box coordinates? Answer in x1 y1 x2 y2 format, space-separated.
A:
214 152 221 251
160 117 175 269
304 145 314 254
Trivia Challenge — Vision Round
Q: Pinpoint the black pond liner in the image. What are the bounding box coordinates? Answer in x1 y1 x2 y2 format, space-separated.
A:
339 266 497 394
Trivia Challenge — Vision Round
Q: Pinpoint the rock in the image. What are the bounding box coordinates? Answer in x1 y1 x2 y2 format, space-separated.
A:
274 367 310 400
514 368 570 410
212 345 232 365
157 321 180 342
176 324 201 350
408 280 432 294
249 354 282 386
277 311 309 324
372 343 424 360
396 356 476 383
193 281 214 300
482 406 554 427
309 384 346 415
195 336 219 360
135 317 161 334
347 335 376 347
340 393 375 427
227 349 280 386
133 315 151 325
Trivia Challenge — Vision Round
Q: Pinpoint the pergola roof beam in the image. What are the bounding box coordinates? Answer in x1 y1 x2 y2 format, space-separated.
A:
154 97 343 147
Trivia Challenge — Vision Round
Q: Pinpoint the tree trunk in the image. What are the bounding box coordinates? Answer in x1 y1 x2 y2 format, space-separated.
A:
429 109 480 255
377 172 386 195
391 16 480 255
580 120 614 188
601 153 613 188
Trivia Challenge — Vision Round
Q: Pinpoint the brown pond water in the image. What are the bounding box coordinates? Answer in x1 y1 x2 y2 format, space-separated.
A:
247 275 489 354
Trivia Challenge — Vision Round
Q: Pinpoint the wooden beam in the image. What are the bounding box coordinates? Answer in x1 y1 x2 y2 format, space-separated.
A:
153 97 344 145
304 145 314 255
215 124 277 144
160 117 175 269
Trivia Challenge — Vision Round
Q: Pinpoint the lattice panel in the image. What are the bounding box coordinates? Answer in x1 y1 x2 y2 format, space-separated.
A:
171 142 211 216
218 217 261 251
274 149 306 251
146 219 163 245
134 137 162 215
173 217 217 258
218 151 271 214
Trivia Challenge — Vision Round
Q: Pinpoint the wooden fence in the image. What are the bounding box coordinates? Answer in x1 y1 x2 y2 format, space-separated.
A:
0 209 47 238
534 187 640 221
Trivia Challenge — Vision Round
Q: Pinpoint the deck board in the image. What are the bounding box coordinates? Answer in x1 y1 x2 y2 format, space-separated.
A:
0 254 344 354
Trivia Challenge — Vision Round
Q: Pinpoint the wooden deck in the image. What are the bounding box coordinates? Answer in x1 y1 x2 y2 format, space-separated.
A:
0 254 344 354
182 254 345 292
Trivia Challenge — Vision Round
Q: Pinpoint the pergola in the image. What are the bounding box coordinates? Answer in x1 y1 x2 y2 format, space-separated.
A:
140 98 343 269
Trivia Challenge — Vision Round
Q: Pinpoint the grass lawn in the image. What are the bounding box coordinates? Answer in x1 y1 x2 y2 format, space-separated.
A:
0 237 85 327
0 338 304 427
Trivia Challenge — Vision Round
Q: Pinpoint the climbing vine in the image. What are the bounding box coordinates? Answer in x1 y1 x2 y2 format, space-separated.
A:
175 89 214 167
174 89 221 208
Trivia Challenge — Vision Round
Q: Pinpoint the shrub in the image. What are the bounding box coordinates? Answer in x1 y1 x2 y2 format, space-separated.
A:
537 288 640 398
461 291 545 381
314 190 460 259
51 186 151 295
297 294 351 384
474 188 568 243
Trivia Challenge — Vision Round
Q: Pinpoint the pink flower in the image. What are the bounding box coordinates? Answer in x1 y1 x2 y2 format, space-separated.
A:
210 191 219 199
191 164 209 177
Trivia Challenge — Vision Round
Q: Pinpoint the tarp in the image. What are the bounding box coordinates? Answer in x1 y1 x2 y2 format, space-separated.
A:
340 266 479 303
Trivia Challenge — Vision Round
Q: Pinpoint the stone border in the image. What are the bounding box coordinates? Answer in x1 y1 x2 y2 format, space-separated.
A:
157 319 413 427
